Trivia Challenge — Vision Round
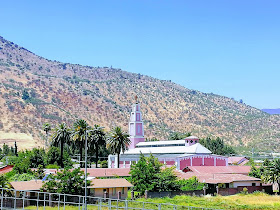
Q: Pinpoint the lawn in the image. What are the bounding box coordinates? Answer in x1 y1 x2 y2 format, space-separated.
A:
24 192 280 210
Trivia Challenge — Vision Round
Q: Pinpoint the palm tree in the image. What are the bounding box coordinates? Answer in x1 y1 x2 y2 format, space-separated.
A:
88 125 106 168
51 123 71 168
262 159 280 191
107 126 131 168
43 123 51 149
72 119 88 167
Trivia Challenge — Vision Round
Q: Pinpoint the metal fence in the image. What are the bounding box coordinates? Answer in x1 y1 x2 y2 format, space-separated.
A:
0 188 219 210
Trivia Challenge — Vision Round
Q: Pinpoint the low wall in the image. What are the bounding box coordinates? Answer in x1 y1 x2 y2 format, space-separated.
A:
218 186 273 196
146 190 204 198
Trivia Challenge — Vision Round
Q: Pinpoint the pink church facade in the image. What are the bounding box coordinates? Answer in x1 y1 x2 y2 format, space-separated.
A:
108 103 228 170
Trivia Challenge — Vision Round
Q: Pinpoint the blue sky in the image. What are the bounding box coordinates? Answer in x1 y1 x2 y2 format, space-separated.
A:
1 0 279 109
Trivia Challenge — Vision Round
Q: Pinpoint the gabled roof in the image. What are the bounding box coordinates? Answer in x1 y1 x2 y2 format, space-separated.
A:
88 178 133 188
228 157 249 165
10 180 43 191
176 171 260 184
184 166 252 175
124 143 211 155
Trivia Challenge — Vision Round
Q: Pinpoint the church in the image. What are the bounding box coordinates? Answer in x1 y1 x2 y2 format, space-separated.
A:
108 103 228 170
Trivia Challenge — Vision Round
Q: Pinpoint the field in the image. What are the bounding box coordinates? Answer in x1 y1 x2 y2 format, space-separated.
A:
24 192 280 210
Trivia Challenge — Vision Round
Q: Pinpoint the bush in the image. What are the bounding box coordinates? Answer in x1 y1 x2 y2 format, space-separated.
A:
46 164 60 169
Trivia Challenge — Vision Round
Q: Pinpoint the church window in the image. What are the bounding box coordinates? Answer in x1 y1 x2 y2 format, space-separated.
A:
190 140 193 143
195 140 197 143
186 140 189 143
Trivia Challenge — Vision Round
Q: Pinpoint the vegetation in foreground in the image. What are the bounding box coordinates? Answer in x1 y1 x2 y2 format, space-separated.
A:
24 192 280 209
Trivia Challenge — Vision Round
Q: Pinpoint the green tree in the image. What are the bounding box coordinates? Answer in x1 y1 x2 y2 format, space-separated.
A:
51 123 71 168
107 126 130 168
29 148 46 168
42 168 90 195
14 141 18 157
177 176 205 191
43 123 51 148
88 124 106 168
46 147 61 166
0 174 10 188
129 153 162 195
262 159 280 190
72 119 88 167
155 166 180 192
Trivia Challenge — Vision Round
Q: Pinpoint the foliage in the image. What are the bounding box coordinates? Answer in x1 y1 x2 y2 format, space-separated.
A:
169 132 191 140
98 160 108 168
107 126 130 168
200 137 235 155
72 119 88 167
41 168 90 195
154 166 180 192
45 164 60 169
177 176 205 191
34 164 45 179
129 153 162 195
0 175 10 188
262 159 280 191
9 173 35 181
88 124 106 168
51 123 71 167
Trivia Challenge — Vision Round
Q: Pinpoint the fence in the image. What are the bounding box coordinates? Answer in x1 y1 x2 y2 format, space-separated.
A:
0 188 219 210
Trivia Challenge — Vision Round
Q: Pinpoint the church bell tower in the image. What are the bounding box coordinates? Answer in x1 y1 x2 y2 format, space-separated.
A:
129 97 145 149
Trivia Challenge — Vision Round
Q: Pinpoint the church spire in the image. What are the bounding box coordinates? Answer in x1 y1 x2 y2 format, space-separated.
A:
128 100 145 149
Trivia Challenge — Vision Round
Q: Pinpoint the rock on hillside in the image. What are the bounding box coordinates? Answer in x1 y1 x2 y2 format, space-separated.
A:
0 36 279 151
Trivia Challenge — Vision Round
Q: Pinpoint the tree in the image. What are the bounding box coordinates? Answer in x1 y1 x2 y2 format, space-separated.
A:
29 148 46 168
14 141 18 157
43 123 51 148
129 153 162 195
46 146 61 166
72 119 88 167
51 123 71 168
88 125 106 168
107 126 130 168
262 159 280 190
42 168 90 195
177 176 205 191
155 166 180 192
200 137 235 155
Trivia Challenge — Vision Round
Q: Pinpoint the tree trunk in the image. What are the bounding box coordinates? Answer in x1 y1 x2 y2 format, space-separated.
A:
60 140 64 168
80 141 83 167
117 153 120 168
95 143 99 168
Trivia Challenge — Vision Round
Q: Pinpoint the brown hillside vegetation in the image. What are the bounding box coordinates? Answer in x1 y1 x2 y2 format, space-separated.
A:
0 36 279 151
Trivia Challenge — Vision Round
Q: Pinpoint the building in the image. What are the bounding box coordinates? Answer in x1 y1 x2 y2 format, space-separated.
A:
108 102 228 169
228 156 249 165
88 178 133 199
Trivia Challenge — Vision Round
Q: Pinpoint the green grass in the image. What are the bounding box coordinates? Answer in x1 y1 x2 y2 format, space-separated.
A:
23 192 280 210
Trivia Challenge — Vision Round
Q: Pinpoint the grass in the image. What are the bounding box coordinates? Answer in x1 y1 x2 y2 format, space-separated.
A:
23 192 280 210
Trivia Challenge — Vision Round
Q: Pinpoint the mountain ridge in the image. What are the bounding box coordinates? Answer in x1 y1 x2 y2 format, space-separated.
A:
0 36 279 152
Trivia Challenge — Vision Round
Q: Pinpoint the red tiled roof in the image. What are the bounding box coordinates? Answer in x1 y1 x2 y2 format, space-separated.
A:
176 171 260 184
0 165 13 174
88 178 133 188
81 168 131 177
185 166 251 175
228 157 249 165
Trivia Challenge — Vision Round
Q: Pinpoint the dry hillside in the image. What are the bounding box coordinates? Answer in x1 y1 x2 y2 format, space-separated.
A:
0 36 279 151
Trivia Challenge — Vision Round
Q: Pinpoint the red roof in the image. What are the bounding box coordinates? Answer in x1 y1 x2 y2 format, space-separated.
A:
81 168 131 177
228 157 249 165
185 166 251 175
176 170 260 184
0 165 13 174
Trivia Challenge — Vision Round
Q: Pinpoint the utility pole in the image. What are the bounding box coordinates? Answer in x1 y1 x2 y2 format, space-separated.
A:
84 126 88 210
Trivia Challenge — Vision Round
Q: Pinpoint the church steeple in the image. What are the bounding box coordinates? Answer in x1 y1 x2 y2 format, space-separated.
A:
129 99 145 149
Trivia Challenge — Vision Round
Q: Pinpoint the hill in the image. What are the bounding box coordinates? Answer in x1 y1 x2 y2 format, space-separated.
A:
0 36 279 152
262 109 280 115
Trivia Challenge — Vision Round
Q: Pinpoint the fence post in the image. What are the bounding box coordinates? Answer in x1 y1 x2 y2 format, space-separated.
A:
173 204 177 210
43 193 46 210
117 199 119 209
142 202 145 210
78 196 81 210
158 203 161 210
64 194 66 210
109 198 111 210
1 189 3 210
58 193 60 210
125 200 128 210
37 191 39 210
14 190 17 209
22 191 25 209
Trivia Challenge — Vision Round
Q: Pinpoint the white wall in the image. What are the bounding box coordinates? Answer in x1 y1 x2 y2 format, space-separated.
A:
233 181 261 188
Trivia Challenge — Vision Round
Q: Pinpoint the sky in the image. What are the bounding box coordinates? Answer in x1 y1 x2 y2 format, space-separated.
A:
0 0 279 109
